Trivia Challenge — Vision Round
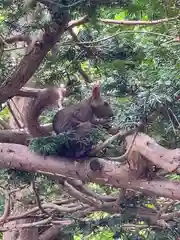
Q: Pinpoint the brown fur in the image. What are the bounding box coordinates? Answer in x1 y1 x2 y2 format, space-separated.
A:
25 85 113 137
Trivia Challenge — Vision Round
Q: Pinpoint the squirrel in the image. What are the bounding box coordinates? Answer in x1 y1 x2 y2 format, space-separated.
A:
25 84 114 138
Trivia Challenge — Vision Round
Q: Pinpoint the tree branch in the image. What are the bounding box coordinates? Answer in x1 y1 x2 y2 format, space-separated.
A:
62 180 102 207
5 34 32 45
99 15 180 25
67 15 89 29
67 15 180 29
16 86 70 98
0 19 69 103
0 129 30 145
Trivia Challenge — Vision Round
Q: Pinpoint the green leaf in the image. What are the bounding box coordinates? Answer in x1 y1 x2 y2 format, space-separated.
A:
114 11 126 20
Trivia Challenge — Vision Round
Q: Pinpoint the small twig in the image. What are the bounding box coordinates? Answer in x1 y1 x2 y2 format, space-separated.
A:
31 181 50 216
67 15 89 29
110 130 138 162
168 107 180 127
51 219 73 225
116 188 126 206
4 46 25 52
7 202 88 223
91 128 136 155
52 198 77 205
67 179 115 203
15 216 52 228
0 192 10 224
0 118 10 129
63 181 102 207
0 35 8 47
156 200 177 219
0 187 26 224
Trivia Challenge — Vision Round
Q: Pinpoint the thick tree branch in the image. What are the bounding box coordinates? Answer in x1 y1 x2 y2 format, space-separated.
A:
0 129 30 145
0 142 180 200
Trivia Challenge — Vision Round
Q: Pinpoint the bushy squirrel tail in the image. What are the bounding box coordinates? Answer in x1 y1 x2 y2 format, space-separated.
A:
25 87 65 137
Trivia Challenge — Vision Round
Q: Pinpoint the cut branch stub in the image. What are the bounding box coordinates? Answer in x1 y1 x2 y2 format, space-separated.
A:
89 158 104 171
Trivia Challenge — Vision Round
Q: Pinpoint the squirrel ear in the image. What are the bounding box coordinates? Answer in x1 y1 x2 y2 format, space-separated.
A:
92 83 101 99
